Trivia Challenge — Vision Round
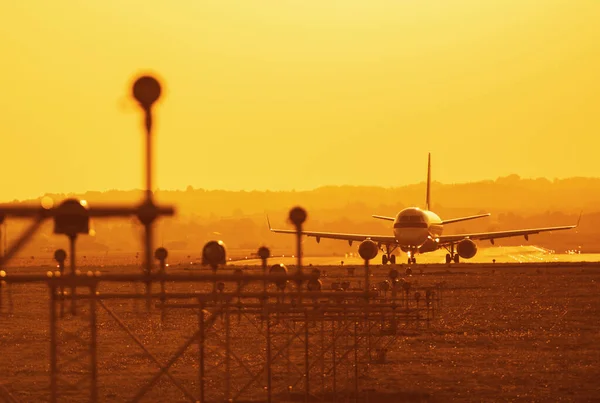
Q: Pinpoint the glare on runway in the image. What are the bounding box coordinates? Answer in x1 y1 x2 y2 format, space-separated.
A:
228 245 596 266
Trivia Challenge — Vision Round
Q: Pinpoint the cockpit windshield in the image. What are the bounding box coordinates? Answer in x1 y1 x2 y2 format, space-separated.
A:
394 210 427 228
400 215 424 222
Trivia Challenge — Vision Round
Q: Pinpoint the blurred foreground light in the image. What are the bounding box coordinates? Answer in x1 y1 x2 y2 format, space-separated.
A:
257 246 270 260
289 206 307 226
132 75 162 109
41 196 54 210
202 240 227 267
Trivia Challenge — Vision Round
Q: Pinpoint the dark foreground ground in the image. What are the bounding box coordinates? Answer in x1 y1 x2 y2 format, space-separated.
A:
1 263 599 402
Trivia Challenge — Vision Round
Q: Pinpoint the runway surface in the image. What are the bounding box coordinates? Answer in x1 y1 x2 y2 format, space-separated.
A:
4 245 597 270
228 245 597 267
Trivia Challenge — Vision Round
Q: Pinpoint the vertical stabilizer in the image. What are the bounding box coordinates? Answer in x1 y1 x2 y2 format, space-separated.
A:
426 153 431 211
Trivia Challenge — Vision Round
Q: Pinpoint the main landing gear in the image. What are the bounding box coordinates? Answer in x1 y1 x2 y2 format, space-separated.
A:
381 254 396 265
381 244 398 265
444 244 460 264
445 254 459 264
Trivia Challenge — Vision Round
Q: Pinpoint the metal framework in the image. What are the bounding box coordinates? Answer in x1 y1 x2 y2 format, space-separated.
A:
0 74 444 402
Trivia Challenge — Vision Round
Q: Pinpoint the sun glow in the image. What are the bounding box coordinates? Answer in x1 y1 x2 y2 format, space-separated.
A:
0 1 599 201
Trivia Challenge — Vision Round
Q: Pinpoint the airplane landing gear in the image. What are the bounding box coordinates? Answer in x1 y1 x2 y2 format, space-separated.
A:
445 245 460 264
382 253 397 265
446 253 460 264
381 244 398 265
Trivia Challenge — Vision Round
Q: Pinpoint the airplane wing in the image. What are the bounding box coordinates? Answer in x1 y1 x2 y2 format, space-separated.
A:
270 228 397 244
267 218 396 245
372 215 395 221
441 213 491 225
437 223 578 245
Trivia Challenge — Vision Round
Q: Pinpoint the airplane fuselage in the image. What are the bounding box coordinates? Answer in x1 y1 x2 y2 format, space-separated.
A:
392 207 443 252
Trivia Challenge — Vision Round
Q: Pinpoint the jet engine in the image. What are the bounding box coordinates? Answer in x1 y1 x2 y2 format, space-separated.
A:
456 239 477 259
418 238 439 254
358 240 379 261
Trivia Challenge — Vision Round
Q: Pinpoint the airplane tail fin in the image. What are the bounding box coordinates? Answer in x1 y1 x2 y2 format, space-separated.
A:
426 153 431 211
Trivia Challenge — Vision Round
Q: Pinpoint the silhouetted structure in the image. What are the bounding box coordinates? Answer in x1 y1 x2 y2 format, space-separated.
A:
0 74 442 403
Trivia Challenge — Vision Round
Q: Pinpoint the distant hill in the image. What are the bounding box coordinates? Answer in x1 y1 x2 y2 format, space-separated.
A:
3 175 598 257
26 174 600 215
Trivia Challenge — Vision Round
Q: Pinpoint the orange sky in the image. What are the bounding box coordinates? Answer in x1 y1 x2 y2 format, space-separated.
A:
1 1 599 202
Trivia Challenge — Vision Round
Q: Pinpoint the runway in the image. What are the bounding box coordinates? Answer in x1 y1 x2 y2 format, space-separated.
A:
227 245 599 267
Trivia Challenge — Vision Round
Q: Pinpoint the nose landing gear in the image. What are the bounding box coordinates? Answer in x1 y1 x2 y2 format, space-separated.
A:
406 250 417 265
379 244 420 265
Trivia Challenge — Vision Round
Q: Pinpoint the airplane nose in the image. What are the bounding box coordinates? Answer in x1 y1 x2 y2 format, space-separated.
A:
396 228 429 246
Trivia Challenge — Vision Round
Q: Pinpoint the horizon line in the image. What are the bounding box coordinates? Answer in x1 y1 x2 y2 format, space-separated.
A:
3 174 600 203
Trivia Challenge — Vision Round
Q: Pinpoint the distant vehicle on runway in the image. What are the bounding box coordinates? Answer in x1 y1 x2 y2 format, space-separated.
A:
269 154 579 265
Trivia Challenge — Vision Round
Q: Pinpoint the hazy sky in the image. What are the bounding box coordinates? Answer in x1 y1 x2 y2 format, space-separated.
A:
1 1 599 201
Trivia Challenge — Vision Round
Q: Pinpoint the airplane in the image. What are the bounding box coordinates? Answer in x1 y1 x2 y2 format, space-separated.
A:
268 154 580 265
